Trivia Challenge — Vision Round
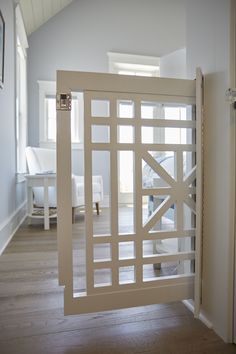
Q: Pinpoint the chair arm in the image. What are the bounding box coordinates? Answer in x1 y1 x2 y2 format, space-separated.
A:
92 175 103 199
71 174 104 206
71 175 80 206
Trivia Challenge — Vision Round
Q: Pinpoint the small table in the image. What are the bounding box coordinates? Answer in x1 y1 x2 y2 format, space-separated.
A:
25 174 57 230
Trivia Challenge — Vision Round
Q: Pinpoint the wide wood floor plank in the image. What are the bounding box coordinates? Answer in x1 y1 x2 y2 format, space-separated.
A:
0 211 235 354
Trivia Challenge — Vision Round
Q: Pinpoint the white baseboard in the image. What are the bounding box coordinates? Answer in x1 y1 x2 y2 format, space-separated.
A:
0 201 27 255
182 299 213 329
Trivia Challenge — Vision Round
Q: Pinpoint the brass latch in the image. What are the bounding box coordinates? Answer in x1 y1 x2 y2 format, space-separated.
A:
56 93 72 111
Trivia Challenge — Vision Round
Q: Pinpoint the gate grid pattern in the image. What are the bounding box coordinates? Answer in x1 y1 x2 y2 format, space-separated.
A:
84 91 196 295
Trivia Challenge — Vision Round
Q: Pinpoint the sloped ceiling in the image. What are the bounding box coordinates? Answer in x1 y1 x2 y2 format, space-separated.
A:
19 0 74 36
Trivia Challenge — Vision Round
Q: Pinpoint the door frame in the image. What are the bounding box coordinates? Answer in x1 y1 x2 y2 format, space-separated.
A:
230 0 236 344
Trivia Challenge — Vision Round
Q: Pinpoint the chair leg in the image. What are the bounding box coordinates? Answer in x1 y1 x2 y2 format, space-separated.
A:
72 207 76 223
95 202 100 215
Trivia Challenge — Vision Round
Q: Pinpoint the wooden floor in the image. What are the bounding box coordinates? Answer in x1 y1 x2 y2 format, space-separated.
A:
0 212 236 354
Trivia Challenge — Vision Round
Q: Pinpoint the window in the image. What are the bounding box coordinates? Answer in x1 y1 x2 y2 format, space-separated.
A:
108 52 160 77
16 5 28 182
108 52 190 202
38 81 83 148
108 52 160 199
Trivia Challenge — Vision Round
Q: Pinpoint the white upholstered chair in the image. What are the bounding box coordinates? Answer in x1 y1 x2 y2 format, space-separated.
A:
25 146 103 221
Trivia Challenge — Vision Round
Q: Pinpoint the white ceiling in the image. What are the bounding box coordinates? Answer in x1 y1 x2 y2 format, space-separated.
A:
19 0 74 36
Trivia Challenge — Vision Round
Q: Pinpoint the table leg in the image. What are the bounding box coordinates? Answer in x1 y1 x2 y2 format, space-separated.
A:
27 185 33 225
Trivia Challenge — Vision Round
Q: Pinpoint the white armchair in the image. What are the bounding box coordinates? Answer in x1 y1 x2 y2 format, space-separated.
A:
25 146 103 221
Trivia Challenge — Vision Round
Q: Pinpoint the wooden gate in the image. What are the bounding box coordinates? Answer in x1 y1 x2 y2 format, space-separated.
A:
56 70 203 316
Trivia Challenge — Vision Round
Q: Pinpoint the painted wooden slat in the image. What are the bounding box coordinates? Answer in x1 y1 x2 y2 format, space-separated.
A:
143 229 196 240
142 187 196 196
80 90 196 106
91 143 135 150
57 109 73 291
141 144 196 152
176 151 184 233
142 188 173 196
93 235 135 243
57 71 196 98
20 0 35 36
142 151 176 187
31 0 44 28
19 0 73 35
109 97 119 287
184 166 197 185
84 92 95 295
139 119 196 128
134 98 143 286
20 0 74 35
66 282 194 315
142 251 195 264
185 196 196 213
92 251 195 269
73 273 195 295
42 0 53 22
91 117 196 129
194 68 204 318
92 229 196 243
143 196 174 232
176 150 183 182
90 143 196 152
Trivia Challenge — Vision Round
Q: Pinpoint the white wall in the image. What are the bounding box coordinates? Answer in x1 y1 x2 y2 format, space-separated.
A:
27 0 186 193
0 0 26 253
160 48 186 78
28 1 186 140
186 0 233 342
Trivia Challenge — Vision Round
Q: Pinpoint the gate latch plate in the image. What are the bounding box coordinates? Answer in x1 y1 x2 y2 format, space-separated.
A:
56 93 72 111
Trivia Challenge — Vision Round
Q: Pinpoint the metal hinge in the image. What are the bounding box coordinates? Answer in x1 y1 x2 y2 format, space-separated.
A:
56 93 72 111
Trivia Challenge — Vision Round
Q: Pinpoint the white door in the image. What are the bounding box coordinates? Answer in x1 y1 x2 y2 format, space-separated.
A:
57 69 203 316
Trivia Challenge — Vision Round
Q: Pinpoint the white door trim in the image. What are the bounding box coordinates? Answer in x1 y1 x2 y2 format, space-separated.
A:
230 0 236 344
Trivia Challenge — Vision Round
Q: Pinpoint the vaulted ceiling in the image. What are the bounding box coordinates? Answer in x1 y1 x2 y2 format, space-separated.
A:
19 0 74 36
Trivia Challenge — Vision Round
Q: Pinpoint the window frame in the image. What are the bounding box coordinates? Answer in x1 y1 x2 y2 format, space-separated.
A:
108 52 160 201
38 80 84 150
15 5 28 183
107 52 160 77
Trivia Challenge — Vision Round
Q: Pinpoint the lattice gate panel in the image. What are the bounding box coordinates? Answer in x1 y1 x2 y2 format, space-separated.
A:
57 70 203 316
80 92 195 310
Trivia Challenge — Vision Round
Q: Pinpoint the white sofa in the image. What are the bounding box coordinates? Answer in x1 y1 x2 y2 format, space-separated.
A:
25 146 103 220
